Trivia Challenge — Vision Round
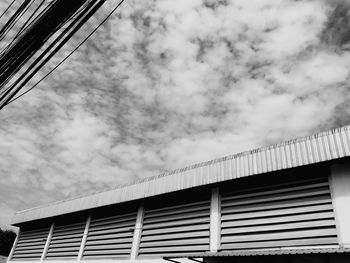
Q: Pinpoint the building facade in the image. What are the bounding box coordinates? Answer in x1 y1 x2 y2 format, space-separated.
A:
8 126 350 263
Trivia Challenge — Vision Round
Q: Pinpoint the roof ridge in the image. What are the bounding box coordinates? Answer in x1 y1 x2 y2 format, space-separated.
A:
15 124 350 215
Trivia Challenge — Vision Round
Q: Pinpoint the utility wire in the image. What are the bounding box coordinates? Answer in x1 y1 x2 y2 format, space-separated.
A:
0 0 55 59
6 0 126 106
0 0 16 22
12 0 46 41
0 0 98 101
0 1 55 97
0 0 32 42
0 0 88 104
0 0 99 104
0 0 37 63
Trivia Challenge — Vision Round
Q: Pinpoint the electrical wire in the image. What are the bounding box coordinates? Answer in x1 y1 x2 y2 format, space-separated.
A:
0 0 99 102
0 0 99 104
0 0 37 64
0 0 56 57
0 0 89 104
0 0 55 56
0 0 16 22
5 0 126 107
0 0 33 42
61 0 94 29
12 0 45 41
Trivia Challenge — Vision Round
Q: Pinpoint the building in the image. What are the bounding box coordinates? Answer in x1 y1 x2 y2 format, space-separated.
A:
7 126 350 263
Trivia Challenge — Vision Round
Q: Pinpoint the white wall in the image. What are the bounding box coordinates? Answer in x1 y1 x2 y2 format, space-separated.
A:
329 163 350 248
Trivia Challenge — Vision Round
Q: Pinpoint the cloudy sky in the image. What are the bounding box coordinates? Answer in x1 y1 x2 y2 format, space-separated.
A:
0 0 350 230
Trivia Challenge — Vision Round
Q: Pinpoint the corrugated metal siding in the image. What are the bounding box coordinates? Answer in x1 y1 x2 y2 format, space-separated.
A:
220 177 338 251
13 126 350 224
45 221 85 259
168 247 350 258
139 194 211 257
11 226 50 260
82 210 137 259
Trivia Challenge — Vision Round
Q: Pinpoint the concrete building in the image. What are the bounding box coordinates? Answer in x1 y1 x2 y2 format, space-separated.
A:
8 126 350 263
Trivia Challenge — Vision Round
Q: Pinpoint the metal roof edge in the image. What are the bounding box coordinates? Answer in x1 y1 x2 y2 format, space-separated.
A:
12 124 350 224
165 246 350 258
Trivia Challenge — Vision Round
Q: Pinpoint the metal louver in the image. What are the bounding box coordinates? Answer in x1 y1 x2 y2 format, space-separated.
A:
220 177 338 250
45 221 85 259
139 193 211 257
11 226 50 260
83 209 137 259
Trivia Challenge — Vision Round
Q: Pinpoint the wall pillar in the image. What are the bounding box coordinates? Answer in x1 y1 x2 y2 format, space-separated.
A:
78 215 91 261
7 229 19 262
41 222 54 260
210 186 221 252
329 163 350 248
131 202 144 259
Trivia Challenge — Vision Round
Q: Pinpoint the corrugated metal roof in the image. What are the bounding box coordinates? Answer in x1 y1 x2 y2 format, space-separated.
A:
12 125 350 224
166 246 350 258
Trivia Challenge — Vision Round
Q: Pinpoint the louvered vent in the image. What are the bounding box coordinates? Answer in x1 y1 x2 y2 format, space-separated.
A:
11 226 50 260
83 210 137 258
139 194 211 257
45 221 85 259
220 178 338 250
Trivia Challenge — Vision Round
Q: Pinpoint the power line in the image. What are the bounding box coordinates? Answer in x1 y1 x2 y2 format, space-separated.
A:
0 0 127 109
0 0 49 57
0 0 89 107
0 0 33 42
0 0 42 59
0 0 16 22
12 0 46 41
0 0 101 106
0 0 60 98
0 0 60 60
6 0 126 107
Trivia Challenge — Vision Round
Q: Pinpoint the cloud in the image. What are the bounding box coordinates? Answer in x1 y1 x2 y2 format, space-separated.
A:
1 0 350 228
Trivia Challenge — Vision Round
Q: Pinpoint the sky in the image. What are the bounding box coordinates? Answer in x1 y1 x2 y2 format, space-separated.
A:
0 0 350 230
